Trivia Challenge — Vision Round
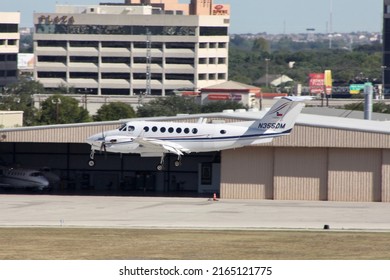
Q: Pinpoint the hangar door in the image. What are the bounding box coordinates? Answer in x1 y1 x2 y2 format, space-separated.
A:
274 148 328 201
220 147 274 199
328 148 381 202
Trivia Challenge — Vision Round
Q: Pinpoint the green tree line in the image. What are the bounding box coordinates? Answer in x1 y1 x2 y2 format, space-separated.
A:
0 36 383 126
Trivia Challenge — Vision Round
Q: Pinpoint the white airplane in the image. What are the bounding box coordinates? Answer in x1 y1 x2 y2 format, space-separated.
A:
0 166 50 191
86 96 305 170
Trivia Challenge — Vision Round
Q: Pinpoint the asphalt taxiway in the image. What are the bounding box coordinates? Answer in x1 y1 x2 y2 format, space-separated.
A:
0 195 390 231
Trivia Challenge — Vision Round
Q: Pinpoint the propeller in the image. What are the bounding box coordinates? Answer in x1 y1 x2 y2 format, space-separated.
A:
100 130 107 153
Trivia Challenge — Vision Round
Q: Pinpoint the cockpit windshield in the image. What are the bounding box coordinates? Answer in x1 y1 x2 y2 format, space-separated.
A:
118 124 135 132
118 123 127 131
30 172 44 177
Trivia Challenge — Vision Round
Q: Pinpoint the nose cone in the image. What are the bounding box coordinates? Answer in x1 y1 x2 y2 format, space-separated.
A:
86 133 105 148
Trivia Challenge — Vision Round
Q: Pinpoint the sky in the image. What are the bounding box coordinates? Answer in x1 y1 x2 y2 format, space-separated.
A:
0 0 383 34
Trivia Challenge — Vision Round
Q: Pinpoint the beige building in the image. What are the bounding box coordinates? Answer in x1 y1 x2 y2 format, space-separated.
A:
0 12 20 88
33 0 230 96
0 111 23 128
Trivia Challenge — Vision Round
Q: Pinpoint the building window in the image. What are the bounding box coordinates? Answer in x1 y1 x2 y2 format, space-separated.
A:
165 74 193 81
218 58 226 64
166 57 194 65
38 56 67 63
37 40 67 47
70 56 98 63
166 42 195 50
101 73 130 79
35 24 196 36
198 74 207 80
102 41 130 48
37 71 66 78
6 70 17 77
70 72 98 79
69 41 98 48
0 24 18 33
102 57 130 64
200 27 228 36
199 58 207 64
218 73 226 80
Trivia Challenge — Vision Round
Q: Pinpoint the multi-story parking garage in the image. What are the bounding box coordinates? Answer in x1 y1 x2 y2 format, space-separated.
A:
2 107 390 202
33 0 230 96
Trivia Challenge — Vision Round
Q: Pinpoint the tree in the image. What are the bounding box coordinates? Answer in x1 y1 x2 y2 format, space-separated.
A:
252 37 270 53
93 102 136 121
37 94 92 124
0 79 45 126
137 96 201 117
201 101 246 113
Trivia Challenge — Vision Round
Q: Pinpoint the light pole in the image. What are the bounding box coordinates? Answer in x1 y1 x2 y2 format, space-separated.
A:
265 58 270 88
382 66 387 100
51 98 62 123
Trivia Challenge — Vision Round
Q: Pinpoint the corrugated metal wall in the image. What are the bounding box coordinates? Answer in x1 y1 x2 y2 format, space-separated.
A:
274 148 328 201
382 150 390 202
221 147 387 202
328 148 381 202
221 147 274 199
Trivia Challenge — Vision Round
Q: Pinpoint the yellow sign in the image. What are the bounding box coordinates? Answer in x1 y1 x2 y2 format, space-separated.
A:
324 70 332 95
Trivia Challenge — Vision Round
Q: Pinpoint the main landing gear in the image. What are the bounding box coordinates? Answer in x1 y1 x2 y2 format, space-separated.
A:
156 154 182 171
88 150 96 167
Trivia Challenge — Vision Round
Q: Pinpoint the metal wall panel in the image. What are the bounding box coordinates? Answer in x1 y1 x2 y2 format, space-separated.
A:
328 149 381 202
272 126 390 149
381 150 390 202
274 148 328 200
221 147 274 199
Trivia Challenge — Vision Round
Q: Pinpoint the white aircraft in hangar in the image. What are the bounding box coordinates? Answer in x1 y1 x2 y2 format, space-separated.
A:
86 96 305 170
0 166 50 191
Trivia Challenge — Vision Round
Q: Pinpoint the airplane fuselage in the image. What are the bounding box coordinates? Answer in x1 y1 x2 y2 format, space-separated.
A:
86 97 305 169
0 167 50 190
88 120 286 155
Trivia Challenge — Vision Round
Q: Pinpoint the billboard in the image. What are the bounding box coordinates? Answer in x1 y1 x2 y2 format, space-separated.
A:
324 70 332 95
309 73 324 95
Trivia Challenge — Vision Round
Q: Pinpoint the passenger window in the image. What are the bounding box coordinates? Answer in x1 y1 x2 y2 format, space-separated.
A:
128 126 135 132
168 127 174 133
160 127 166 133
152 126 158 132
176 128 182 133
192 128 198 134
144 126 149 132
220 130 226 134
184 128 190 134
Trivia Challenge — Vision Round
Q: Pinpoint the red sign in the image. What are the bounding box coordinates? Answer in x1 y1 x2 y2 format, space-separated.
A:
207 94 242 101
212 4 229 15
309 73 324 94
208 94 231 100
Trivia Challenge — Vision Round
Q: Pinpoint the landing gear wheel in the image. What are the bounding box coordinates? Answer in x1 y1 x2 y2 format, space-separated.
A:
174 160 181 167
88 159 95 167
156 164 164 171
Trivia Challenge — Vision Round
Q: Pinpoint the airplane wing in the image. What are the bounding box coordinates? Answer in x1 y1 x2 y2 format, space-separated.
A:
133 137 191 156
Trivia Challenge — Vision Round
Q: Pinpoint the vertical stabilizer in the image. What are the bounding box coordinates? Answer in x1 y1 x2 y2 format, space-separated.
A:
252 97 305 134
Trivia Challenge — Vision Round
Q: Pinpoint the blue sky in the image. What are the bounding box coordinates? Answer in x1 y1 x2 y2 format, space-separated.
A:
1 0 383 34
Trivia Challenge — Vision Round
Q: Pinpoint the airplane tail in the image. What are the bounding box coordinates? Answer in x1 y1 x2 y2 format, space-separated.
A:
251 96 305 135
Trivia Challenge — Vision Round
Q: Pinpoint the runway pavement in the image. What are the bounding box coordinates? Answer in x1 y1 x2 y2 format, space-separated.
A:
0 195 390 231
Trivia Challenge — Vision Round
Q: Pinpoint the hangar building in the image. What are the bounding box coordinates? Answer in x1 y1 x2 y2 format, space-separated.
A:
1 108 390 202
